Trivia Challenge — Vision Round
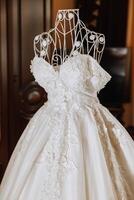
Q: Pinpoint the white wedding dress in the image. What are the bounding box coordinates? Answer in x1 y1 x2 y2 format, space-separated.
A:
0 51 134 200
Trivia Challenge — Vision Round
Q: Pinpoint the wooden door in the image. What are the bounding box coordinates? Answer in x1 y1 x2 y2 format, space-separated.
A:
0 0 52 181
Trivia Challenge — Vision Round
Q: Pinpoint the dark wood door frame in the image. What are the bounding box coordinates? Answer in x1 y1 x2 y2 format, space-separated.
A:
0 0 9 180
0 0 52 181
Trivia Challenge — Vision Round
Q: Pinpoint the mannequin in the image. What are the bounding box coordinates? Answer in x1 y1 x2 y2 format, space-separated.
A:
34 9 105 69
1 8 134 200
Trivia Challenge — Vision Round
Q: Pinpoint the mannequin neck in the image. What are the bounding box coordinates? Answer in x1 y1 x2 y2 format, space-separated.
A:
54 9 80 32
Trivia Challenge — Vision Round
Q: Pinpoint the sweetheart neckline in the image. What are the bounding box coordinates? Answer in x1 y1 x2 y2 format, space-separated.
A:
32 52 98 76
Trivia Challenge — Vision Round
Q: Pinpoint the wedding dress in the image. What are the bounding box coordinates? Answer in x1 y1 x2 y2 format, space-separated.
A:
0 51 134 200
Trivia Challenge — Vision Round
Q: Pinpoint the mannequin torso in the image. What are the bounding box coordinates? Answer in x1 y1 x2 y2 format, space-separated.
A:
33 9 105 70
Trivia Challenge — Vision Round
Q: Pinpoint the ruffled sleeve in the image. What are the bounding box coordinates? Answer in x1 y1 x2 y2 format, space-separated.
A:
30 56 55 90
88 55 112 93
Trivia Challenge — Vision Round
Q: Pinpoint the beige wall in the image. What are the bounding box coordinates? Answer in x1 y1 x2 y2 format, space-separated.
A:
52 0 76 26
123 0 134 126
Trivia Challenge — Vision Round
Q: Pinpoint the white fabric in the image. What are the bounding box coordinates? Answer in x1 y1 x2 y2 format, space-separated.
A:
0 52 134 200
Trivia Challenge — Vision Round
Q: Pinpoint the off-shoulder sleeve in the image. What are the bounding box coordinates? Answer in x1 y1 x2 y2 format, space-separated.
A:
30 56 54 90
88 55 112 93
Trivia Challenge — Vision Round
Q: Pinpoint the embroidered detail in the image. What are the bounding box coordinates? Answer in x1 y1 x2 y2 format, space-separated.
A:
87 55 112 93
92 107 134 199
30 53 112 96
35 111 80 200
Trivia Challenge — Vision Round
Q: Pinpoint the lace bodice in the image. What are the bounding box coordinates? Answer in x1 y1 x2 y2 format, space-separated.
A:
30 51 111 107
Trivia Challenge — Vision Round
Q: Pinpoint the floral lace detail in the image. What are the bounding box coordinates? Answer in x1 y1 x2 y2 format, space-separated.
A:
88 55 112 93
30 56 58 92
30 53 112 96
92 106 134 199
34 111 80 200
100 106 134 145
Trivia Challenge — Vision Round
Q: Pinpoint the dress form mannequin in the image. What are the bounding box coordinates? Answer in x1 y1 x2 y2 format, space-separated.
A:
34 9 105 69
1 9 134 200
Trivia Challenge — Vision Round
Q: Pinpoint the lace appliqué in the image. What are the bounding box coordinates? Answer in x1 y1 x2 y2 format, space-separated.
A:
35 111 80 200
100 106 134 145
88 56 112 93
93 107 134 199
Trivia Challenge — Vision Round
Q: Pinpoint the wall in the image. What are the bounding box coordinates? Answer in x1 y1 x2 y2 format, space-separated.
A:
52 0 76 26
123 0 134 126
